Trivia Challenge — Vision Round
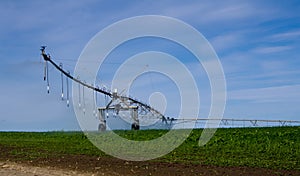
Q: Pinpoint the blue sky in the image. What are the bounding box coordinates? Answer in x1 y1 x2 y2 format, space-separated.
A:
0 0 300 131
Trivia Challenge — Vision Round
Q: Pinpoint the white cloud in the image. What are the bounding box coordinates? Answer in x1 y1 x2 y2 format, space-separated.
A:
160 1 280 26
210 32 243 52
270 30 300 41
201 4 255 22
229 84 300 103
252 46 292 54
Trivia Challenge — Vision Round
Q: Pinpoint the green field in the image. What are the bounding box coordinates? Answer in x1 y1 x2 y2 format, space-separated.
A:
0 126 299 170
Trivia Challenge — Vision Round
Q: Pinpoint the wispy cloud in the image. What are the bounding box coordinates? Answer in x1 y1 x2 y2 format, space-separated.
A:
229 84 300 103
161 1 279 25
210 32 244 53
252 46 292 54
269 30 300 41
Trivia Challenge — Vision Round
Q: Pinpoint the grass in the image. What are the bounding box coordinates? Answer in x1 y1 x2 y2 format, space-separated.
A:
0 126 299 170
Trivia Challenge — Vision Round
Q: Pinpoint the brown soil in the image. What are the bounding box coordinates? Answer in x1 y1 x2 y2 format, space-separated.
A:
1 145 299 176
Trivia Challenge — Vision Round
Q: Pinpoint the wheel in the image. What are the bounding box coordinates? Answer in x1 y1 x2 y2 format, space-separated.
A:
131 123 140 130
98 123 106 132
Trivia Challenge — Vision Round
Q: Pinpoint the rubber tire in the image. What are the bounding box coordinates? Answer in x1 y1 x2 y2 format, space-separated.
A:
131 123 140 130
98 123 106 132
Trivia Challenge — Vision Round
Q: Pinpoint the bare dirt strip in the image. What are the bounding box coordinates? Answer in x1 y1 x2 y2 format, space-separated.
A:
1 155 300 176
0 161 90 176
1 143 299 176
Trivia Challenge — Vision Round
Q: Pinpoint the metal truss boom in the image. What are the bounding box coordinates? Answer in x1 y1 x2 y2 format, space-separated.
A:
40 46 166 122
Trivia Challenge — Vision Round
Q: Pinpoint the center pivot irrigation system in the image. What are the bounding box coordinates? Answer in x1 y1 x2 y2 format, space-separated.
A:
40 46 300 131
40 46 175 131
